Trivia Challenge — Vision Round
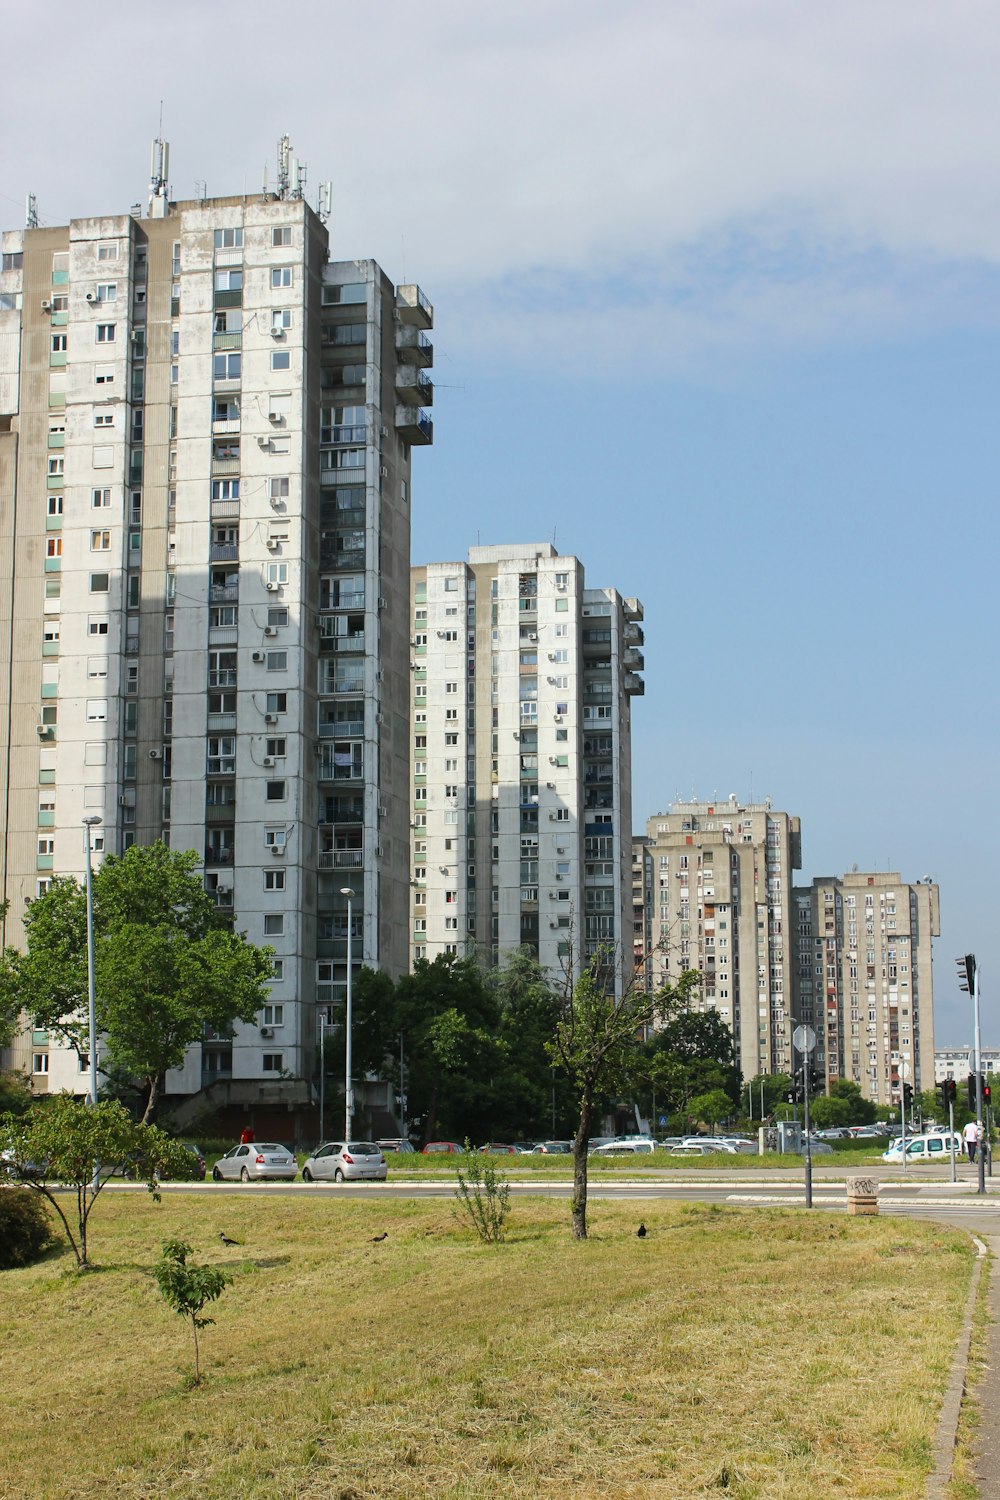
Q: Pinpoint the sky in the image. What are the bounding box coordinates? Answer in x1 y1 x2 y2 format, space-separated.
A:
1 0 997 1046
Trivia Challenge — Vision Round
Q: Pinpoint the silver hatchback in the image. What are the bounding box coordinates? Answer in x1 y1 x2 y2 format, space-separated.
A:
212 1142 298 1182
301 1141 387 1183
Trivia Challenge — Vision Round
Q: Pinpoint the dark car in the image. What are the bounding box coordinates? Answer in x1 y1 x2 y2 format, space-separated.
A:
176 1142 207 1180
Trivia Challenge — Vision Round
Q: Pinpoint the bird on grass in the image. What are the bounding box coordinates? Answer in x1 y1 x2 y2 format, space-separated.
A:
218 1232 241 1247
370 1232 388 1243
636 1223 647 1239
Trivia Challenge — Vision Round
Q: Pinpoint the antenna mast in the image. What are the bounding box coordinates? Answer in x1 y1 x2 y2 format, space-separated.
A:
25 194 38 229
149 131 170 218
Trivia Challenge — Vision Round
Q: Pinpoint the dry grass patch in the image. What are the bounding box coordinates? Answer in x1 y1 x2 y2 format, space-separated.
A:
0 1194 973 1499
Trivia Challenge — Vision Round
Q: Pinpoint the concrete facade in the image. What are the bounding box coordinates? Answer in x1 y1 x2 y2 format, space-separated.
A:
0 185 432 1114
792 873 938 1108
409 545 643 993
644 800 802 1085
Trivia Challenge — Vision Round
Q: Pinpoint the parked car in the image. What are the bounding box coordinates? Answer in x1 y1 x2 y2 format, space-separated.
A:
532 1140 573 1154
513 1143 539 1154
301 1141 387 1183
211 1142 298 1182
421 1141 466 1155
172 1142 206 1180
377 1139 415 1154
668 1143 719 1157
591 1139 655 1156
882 1131 962 1163
479 1143 519 1154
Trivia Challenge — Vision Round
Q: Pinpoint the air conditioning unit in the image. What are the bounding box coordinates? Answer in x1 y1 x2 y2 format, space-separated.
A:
259 1026 274 1038
269 327 283 339
266 538 280 551
549 921 559 929
270 843 284 856
546 782 556 790
265 581 280 592
264 626 278 638
257 436 271 449
268 411 282 423
375 711 384 725
548 653 558 661
549 892 558 899
380 426 389 437
252 651 265 663
378 597 388 609
118 795 131 807
85 291 96 303
149 748 163 760
40 299 52 312
216 884 231 896
262 755 274 767
379 466 388 477
35 724 50 737
264 712 277 724
528 634 538 642
378 804 388 817
553 715 563 723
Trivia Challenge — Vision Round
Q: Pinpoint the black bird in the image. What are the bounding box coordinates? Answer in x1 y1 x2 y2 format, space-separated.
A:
636 1223 647 1239
370 1231 388 1243
219 1232 241 1247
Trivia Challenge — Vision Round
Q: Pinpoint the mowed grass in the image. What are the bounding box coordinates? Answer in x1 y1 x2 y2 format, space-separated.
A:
0 1192 973 1500
388 1147 888 1174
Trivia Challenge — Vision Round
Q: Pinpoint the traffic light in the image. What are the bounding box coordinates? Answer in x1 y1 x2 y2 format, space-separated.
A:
786 1083 800 1105
808 1067 821 1092
947 1078 957 1105
939 1079 953 1113
902 1082 913 1110
984 1082 992 1106
957 954 977 996
968 1073 977 1109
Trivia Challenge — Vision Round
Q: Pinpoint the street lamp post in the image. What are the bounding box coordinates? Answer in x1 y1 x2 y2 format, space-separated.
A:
341 887 355 1141
82 816 102 1107
958 955 985 1196
793 1024 816 1209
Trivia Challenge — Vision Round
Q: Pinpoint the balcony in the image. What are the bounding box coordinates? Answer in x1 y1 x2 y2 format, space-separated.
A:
395 284 433 329
395 366 433 407
624 672 645 696
212 331 242 351
623 597 644 622
319 849 364 870
209 584 239 604
319 719 364 738
204 846 234 866
394 325 433 366
624 648 644 670
213 417 241 435
210 498 240 520
208 670 238 688
210 543 239 562
211 457 240 477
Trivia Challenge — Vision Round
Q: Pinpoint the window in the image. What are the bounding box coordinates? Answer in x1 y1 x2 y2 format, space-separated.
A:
211 478 239 501
271 267 292 288
266 563 288 586
265 829 286 853
97 241 120 261
47 456 64 478
266 651 287 671
93 412 114 428
262 1053 284 1071
213 352 241 380
94 364 115 385
264 869 285 891
214 227 244 248
32 1053 49 1075
46 537 62 559
95 324 116 343
88 616 109 636
96 283 117 303
270 350 290 371
271 309 291 331
265 781 286 801
214 269 243 292
271 226 292 247
50 333 67 353
269 477 289 500
86 700 108 721
262 1003 284 1027
89 574 110 593
263 914 284 936
266 737 286 757
90 529 111 551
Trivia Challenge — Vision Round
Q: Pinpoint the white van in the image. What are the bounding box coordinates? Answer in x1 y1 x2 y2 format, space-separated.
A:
882 1131 962 1162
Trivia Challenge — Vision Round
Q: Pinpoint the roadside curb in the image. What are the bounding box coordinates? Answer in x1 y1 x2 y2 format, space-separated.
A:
926 1233 987 1498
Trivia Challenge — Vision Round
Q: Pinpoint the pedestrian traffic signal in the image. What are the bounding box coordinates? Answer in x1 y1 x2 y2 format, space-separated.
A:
786 1083 800 1105
984 1082 992 1106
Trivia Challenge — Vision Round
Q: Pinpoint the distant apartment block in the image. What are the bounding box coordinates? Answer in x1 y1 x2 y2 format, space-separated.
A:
792 873 938 1108
410 544 644 992
644 799 802 1084
935 1048 1000 1083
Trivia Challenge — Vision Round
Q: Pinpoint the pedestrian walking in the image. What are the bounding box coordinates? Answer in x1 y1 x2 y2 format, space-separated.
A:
962 1118 979 1163
239 1125 255 1145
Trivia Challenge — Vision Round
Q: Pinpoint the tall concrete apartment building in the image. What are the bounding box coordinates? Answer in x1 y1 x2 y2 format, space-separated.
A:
792 872 939 1107
644 799 802 1085
0 150 433 1116
409 545 644 990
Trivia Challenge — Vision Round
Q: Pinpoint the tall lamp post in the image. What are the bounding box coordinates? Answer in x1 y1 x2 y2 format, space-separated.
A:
82 816 102 1107
793 1024 816 1209
958 954 985 1196
341 887 355 1141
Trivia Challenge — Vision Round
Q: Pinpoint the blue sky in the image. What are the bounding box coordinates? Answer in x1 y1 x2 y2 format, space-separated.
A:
2 0 997 1044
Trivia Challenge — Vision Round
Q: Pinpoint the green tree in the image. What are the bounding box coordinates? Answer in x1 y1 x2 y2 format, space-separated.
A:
687 1088 735 1133
0 1070 33 1117
550 956 700 1240
829 1078 877 1126
488 949 568 1139
746 1073 794 1118
0 843 274 1122
152 1238 232 1385
808 1094 852 1129
0 1096 196 1268
394 954 501 1144
636 1010 740 1122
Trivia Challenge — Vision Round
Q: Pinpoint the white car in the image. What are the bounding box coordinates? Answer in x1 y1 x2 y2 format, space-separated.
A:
211 1142 298 1182
590 1139 655 1156
882 1132 962 1162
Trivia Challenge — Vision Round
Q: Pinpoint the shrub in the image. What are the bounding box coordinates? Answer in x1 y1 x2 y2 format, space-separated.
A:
454 1141 511 1244
0 1187 56 1269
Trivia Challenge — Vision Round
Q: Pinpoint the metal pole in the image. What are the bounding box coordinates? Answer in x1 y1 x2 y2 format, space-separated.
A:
82 817 102 1107
803 1059 813 1209
949 1095 957 1183
341 887 354 1142
974 966 985 1196
319 1011 325 1144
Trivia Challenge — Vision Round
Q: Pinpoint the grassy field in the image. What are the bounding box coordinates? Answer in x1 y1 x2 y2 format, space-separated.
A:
0 1191 973 1500
380 1146 888 1174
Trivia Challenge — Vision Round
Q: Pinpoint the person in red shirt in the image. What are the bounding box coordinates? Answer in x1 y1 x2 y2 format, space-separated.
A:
239 1125 255 1145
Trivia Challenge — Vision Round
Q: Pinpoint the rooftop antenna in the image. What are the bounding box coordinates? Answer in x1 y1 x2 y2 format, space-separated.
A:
317 180 333 225
148 111 170 219
25 193 38 229
276 134 291 200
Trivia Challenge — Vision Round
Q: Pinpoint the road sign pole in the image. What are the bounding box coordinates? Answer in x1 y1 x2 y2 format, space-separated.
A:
792 1024 816 1210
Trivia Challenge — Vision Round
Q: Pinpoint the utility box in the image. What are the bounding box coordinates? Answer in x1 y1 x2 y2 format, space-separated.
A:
777 1120 802 1154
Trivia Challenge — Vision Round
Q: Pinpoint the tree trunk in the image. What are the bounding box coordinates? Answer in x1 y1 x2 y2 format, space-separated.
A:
571 1085 594 1240
141 1073 161 1126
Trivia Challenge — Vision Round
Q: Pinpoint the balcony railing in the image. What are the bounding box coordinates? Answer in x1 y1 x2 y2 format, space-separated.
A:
208 670 238 688
209 584 239 603
210 543 239 562
318 849 364 869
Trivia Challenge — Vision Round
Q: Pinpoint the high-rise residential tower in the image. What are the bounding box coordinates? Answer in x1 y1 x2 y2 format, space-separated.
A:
792 871 938 1107
409 545 644 992
644 799 802 1084
0 148 433 1121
